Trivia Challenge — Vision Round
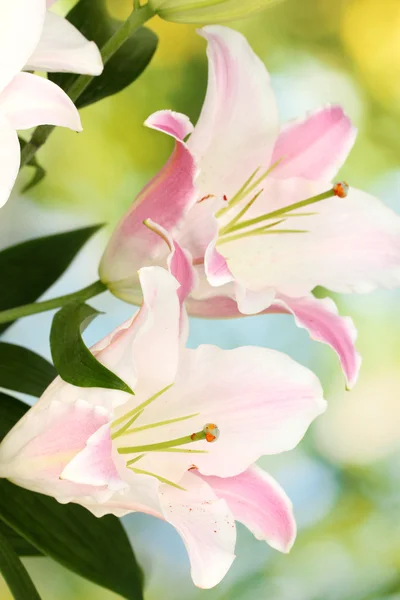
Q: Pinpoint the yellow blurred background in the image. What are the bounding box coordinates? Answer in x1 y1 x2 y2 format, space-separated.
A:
1 0 400 598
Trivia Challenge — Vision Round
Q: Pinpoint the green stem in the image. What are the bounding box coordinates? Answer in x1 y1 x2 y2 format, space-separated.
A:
0 280 106 325
20 4 154 168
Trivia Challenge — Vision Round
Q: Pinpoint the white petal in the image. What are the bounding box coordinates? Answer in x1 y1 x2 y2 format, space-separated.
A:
0 72 82 131
0 114 20 208
160 471 236 589
188 26 279 199
119 344 325 481
0 0 46 92
26 12 103 75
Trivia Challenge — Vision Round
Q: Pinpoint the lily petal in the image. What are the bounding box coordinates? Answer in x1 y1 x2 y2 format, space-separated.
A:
221 182 400 297
99 110 198 303
61 423 127 492
0 72 82 131
160 471 236 589
197 465 296 553
188 25 279 199
205 239 234 287
96 267 181 394
185 291 360 388
128 344 325 480
270 106 356 181
143 219 197 306
272 294 361 389
25 11 103 75
0 115 21 208
0 0 46 92
0 398 111 500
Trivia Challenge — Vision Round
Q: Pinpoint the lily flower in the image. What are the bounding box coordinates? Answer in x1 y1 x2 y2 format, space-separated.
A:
0 0 103 208
0 267 325 589
100 25 400 389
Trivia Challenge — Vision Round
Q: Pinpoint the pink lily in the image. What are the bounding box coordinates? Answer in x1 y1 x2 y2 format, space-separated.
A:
100 26 400 389
0 0 103 208
0 267 325 589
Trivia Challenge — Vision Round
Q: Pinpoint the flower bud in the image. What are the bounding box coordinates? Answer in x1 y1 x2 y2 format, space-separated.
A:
148 0 278 24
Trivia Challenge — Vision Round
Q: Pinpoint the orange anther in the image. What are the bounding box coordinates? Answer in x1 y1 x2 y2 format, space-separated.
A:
333 181 349 198
203 423 220 443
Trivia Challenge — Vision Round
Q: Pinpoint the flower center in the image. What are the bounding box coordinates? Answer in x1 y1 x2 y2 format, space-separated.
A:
110 385 219 490
214 161 349 245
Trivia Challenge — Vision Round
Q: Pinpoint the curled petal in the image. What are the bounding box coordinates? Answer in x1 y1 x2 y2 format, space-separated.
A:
184 291 361 388
0 72 82 131
159 471 236 589
143 219 197 306
25 12 103 75
270 105 356 181
96 267 181 394
0 398 111 501
272 294 361 389
197 466 296 553
188 25 279 199
145 109 194 141
0 115 20 208
99 111 197 303
0 0 46 92
205 240 234 287
61 424 127 492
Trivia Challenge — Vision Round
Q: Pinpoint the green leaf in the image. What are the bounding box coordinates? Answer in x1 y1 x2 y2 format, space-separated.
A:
0 393 144 599
50 302 133 393
50 0 158 109
0 342 56 397
0 521 41 557
0 224 103 335
19 137 46 192
0 528 42 600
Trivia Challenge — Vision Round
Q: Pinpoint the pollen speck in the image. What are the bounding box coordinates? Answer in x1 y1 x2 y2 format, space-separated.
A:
333 181 349 198
198 194 215 203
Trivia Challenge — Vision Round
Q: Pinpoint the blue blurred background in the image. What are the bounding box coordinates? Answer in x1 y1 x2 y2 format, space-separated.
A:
1 0 400 598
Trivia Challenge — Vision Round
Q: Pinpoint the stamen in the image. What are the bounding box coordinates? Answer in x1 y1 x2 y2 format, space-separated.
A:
117 423 220 455
127 466 187 491
219 188 264 236
216 157 285 219
111 384 174 438
217 224 307 246
221 184 347 237
116 412 200 438
215 167 260 218
333 181 349 198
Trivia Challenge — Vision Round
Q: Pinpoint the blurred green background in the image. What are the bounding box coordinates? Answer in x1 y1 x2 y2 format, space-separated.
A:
2 0 400 598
